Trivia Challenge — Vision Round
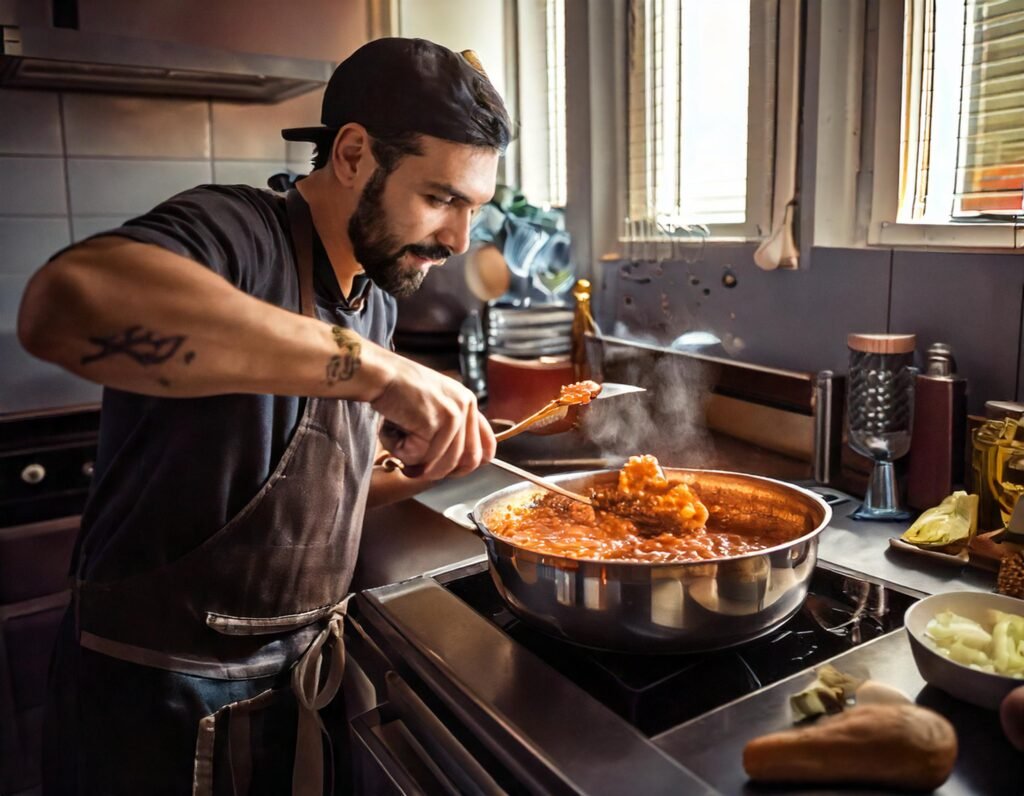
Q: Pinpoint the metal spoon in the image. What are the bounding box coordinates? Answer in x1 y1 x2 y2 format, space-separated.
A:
488 457 593 505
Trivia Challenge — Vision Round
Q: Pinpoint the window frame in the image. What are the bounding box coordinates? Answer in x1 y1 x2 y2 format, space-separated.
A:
865 0 1024 250
618 0 778 244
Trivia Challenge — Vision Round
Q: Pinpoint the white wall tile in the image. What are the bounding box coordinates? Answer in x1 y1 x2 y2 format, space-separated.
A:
67 159 212 216
0 217 71 276
71 215 134 242
0 333 102 413
212 160 286 189
62 94 211 158
0 273 29 331
0 157 67 215
0 90 62 155
212 89 320 160
286 140 316 167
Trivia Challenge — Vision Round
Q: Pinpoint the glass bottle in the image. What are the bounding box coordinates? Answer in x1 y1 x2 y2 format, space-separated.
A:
972 402 1024 531
458 309 487 400
570 278 595 381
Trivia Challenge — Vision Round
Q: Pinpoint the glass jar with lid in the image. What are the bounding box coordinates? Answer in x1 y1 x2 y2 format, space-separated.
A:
972 401 1024 532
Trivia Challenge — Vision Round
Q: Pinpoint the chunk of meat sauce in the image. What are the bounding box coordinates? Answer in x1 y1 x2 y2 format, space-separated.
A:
559 380 602 404
489 455 793 563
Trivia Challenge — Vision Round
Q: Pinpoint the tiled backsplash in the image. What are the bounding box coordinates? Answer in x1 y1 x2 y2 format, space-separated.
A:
0 87 320 413
595 245 1024 415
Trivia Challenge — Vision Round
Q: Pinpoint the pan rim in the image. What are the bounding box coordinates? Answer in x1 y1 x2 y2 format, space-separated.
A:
470 467 832 568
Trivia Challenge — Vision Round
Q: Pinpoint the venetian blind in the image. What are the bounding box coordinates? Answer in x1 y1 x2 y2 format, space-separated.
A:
957 0 1024 215
901 0 1024 219
626 0 750 230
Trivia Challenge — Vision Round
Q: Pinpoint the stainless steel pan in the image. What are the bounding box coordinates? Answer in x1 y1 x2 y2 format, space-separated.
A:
470 468 832 653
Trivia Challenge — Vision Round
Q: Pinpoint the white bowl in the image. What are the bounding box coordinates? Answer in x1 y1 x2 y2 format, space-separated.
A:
905 590 1024 710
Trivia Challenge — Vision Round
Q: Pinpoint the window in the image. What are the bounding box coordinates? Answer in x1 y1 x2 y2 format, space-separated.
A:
901 0 1024 221
869 0 1024 247
625 0 775 239
516 0 567 207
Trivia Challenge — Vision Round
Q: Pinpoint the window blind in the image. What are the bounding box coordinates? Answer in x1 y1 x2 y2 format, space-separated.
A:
957 0 1024 215
901 0 1024 219
626 0 750 230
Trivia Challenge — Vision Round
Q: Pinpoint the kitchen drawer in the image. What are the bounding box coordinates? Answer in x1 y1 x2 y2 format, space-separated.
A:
0 516 78 603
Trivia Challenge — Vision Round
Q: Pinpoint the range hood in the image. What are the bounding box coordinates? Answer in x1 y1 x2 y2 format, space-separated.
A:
0 11 333 102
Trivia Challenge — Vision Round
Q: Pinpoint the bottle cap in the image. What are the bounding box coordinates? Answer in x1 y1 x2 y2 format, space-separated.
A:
847 333 916 354
924 342 958 378
985 401 1024 420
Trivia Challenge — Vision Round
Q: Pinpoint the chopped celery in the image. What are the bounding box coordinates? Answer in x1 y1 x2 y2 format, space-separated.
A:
924 608 1024 676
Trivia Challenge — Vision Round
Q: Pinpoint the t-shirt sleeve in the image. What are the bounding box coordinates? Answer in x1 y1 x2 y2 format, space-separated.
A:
93 185 284 295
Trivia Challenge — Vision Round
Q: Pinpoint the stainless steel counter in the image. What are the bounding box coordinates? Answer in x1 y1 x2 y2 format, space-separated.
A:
354 469 1014 795
811 486 995 596
653 627 1023 795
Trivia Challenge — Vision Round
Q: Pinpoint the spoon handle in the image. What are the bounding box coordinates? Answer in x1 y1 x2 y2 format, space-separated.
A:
493 400 566 442
489 457 592 505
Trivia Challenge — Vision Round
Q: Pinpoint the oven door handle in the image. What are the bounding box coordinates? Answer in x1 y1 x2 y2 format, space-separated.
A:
385 671 506 795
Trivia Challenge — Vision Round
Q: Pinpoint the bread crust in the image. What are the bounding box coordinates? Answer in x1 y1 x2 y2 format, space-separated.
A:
743 704 958 790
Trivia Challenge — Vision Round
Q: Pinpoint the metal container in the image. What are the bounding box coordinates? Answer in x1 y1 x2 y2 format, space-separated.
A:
470 468 832 653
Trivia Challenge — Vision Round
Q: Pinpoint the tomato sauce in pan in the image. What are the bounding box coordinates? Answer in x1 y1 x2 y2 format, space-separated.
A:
489 455 794 563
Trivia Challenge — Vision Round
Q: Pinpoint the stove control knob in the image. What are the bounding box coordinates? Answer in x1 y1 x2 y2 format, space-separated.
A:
21 463 46 485
82 461 95 478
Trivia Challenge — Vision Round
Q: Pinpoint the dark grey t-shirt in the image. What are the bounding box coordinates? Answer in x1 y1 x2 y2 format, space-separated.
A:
74 184 397 581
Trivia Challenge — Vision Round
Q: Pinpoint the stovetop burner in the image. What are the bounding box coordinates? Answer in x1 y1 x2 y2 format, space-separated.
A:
442 565 918 737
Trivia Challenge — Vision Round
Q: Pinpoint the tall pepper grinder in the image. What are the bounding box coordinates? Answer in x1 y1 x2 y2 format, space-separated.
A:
907 342 967 510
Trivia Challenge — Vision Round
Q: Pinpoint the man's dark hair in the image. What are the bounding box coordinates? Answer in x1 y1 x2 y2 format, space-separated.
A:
310 129 425 173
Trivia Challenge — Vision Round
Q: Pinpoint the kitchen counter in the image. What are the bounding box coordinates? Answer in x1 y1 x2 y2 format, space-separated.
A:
654 626 1023 795
353 445 1017 794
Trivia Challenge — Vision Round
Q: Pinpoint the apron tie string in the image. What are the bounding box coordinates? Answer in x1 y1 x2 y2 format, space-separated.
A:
290 594 352 796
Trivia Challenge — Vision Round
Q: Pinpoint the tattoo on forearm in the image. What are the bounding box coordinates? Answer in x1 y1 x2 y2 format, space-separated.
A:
81 325 189 366
326 326 361 385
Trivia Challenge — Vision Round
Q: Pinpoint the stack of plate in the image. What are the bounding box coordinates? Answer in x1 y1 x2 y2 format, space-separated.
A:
487 304 574 358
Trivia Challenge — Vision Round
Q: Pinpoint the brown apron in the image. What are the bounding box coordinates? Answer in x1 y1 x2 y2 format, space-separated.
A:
73 190 377 795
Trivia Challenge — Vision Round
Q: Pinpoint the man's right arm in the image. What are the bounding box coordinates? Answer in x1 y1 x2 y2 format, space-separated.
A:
17 236 495 479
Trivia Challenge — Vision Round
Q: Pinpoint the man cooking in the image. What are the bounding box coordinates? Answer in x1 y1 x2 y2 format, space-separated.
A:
16 37 510 794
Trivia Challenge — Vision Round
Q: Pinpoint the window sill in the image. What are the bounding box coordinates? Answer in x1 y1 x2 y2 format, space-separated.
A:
869 220 1024 250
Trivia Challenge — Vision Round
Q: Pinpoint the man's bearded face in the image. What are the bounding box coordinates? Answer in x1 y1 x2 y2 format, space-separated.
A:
348 168 452 298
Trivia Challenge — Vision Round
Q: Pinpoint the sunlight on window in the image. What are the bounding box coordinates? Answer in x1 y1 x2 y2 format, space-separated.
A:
629 0 749 228
517 0 567 207
900 0 1024 221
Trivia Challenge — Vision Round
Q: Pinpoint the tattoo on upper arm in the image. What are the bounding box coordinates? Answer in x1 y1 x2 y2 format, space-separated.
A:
80 325 187 366
326 326 361 385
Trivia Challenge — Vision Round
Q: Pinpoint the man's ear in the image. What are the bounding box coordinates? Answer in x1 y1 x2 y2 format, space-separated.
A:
331 124 375 187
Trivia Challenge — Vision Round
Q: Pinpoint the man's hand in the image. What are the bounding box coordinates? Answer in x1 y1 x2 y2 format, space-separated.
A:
370 357 495 481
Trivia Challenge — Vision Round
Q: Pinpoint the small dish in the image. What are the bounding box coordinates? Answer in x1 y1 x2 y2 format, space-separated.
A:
888 537 969 566
905 590 1024 710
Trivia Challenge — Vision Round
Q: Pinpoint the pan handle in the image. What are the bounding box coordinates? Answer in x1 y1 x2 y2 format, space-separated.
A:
467 512 489 539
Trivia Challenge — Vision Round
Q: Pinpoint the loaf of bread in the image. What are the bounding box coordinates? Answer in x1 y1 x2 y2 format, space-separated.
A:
743 704 957 791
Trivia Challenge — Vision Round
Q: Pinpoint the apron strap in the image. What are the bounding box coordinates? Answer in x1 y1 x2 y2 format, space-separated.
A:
192 689 278 796
188 594 352 796
285 189 316 319
290 594 352 796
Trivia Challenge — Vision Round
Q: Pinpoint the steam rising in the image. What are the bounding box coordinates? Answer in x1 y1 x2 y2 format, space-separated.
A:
581 341 717 467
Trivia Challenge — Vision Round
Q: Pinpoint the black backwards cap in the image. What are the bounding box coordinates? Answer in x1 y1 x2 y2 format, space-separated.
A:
281 37 511 150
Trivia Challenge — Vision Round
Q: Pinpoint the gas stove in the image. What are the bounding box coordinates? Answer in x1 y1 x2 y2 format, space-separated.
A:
441 562 916 737
347 553 921 795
